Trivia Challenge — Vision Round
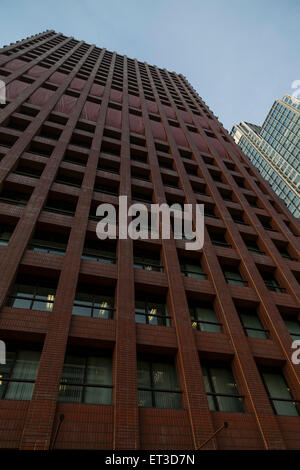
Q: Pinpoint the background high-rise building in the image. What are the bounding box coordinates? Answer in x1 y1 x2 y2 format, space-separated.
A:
0 31 299 450
231 95 300 218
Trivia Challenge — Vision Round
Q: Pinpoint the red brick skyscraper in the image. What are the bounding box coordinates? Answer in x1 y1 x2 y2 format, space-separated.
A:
0 30 299 450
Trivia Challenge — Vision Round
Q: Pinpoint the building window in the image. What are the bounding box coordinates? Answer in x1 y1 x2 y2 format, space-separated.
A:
223 268 247 286
260 368 299 416
205 206 219 221
0 188 31 206
134 249 162 272
6 276 56 311
132 189 153 205
210 231 230 247
261 272 285 293
82 238 116 264
29 228 69 255
58 352 112 405
0 347 40 400
0 224 15 246
72 285 115 319
244 239 265 255
202 362 244 413
55 166 83 187
137 356 181 408
273 242 294 260
135 296 170 326
94 179 119 196
233 216 248 226
180 259 206 279
283 316 300 340
189 303 221 333
238 307 268 339
44 196 77 216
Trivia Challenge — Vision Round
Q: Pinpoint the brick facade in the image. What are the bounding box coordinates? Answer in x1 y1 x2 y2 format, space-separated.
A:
0 31 299 450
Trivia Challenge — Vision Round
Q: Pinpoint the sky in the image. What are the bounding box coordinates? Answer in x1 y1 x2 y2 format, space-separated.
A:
0 0 299 131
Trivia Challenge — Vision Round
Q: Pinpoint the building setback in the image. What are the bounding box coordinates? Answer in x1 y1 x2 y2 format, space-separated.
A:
231 95 300 218
0 30 299 450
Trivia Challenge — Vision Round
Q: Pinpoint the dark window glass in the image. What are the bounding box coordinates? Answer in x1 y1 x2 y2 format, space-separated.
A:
82 239 116 264
0 189 31 206
29 229 69 255
238 308 268 339
283 316 300 341
261 272 285 292
0 224 15 246
223 269 246 286
190 303 221 333
72 291 114 319
261 368 299 416
135 298 170 326
0 348 40 400
180 260 206 279
202 363 244 413
134 251 162 272
6 277 56 312
58 353 112 405
137 357 181 408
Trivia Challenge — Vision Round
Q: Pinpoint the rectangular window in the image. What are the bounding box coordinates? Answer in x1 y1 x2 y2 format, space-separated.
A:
190 303 221 333
261 272 285 293
134 249 162 272
209 231 230 246
0 188 31 206
202 363 244 413
245 240 265 255
6 276 56 311
82 238 116 264
223 269 246 286
0 224 15 246
29 228 69 255
135 297 170 326
180 260 206 279
0 348 40 400
55 169 83 188
58 352 112 405
238 308 268 339
72 285 115 319
94 179 119 196
137 356 181 408
44 196 77 216
260 368 299 416
14 160 44 178
283 316 300 341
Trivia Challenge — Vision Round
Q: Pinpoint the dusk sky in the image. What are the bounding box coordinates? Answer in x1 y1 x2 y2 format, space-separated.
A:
1 0 299 131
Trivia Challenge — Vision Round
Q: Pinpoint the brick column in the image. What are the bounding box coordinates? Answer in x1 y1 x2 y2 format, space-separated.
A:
19 47 116 449
113 56 139 449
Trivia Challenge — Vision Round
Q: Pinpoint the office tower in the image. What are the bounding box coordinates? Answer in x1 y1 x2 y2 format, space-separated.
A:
231 95 300 218
0 31 299 450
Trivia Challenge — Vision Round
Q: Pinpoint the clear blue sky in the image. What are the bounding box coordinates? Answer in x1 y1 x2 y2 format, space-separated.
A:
1 0 299 131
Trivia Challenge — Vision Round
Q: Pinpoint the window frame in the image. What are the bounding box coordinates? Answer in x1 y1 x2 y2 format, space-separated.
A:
260 367 300 416
72 291 115 319
202 362 244 413
189 303 222 333
58 351 113 405
137 356 181 409
0 345 41 401
6 279 56 312
135 297 170 327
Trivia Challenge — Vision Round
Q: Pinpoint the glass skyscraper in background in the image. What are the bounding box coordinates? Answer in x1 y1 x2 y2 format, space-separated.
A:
231 95 300 218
